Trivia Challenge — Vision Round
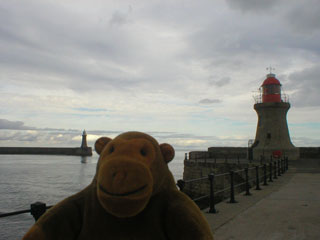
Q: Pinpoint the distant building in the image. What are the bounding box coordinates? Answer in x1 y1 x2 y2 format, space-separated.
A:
251 73 299 161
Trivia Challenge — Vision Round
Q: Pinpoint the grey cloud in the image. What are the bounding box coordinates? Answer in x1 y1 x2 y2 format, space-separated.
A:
73 108 109 112
0 131 71 146
199 99 222 104
86 130 122 135
0 131 39 142
0 0 319 149
0 119 35 130
209 77 231 87
225 0 320 38
0 1 145 92
109 7 132 26
186 10 320 79
0 127 88 146
0 119 81 132
288 65 320 107
285 0 320 34
225 0 279 12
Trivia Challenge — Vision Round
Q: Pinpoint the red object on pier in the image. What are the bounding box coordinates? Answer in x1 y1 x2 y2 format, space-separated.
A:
272 150 282 158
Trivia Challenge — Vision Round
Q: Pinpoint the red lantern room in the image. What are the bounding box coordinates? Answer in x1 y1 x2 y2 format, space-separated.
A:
261 73 281 103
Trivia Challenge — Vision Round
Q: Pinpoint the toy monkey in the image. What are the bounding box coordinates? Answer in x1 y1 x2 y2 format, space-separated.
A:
23 131 214 240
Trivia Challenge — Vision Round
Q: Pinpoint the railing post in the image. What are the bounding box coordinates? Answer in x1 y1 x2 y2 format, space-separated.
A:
263 164 268 186
229 171 237 203
31 202 46 221
260 155 263 165
269 162 273 182
278 160 281 176
244 168 251 196
208 173 217 213
177 180 185 191
274 161 278 179
255 166 261 190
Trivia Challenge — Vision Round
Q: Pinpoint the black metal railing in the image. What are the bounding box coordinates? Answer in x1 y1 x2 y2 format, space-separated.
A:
0 202 52 221
177 157 289 214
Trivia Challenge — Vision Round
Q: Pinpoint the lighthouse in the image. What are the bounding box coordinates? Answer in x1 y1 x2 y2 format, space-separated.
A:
252 72 299 161
81 130 88 149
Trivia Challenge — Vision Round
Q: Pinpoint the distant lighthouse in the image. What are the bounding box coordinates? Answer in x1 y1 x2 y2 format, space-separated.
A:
81 130 88 149
252 72 299 161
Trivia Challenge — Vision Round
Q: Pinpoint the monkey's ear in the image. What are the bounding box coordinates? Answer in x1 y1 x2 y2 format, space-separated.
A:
160 143 175 164
95 137 112 155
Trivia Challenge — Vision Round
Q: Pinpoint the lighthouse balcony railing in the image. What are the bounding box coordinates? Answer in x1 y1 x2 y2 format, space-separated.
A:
253 93 289 104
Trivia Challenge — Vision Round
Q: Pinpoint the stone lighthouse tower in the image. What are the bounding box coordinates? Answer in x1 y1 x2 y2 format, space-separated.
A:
81 130 88 149
252 72 299 161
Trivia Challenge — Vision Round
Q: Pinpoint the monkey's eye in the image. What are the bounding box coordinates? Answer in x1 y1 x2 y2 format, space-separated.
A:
140 148 147 156
109 146 114 154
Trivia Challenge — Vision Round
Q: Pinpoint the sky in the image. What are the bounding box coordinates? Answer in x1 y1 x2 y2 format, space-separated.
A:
1 0 320 151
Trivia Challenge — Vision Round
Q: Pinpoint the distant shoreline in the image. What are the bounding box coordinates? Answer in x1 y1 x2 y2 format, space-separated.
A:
0 147 92 156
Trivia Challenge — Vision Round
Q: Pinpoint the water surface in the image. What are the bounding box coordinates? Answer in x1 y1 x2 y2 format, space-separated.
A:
0 151 184 239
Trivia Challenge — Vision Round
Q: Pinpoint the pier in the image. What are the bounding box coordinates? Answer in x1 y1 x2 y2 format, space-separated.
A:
0 147 92 156
205 159 320 239
0 130 92 156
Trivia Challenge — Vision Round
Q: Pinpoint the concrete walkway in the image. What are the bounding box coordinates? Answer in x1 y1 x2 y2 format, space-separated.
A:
203 166 320 240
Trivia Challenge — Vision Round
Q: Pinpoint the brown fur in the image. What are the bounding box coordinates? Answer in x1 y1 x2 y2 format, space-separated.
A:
23 131 214 240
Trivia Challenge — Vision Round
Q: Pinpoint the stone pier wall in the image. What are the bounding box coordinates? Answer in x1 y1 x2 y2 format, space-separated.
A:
299 147 320 159
182 159 257 205
188 147 248 161
181 145 318 208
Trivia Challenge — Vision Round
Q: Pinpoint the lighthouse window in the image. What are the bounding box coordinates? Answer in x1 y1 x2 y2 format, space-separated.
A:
267 133 271 139
264 85 280 94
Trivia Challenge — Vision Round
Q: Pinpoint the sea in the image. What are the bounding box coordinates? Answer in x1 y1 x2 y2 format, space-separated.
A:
0 151 185 240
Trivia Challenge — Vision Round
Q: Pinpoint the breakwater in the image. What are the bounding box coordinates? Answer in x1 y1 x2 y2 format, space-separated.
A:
182 158 252 202
0 147 92 156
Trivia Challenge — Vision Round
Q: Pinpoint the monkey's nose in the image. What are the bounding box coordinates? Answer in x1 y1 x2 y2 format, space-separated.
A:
112 170 127 184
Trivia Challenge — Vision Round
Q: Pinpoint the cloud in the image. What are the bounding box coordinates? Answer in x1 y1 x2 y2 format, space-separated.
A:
287 64 320 107
0 1 147 93
198 98 222 104
73 108 109 112
109 7 132 26
208 77 231 87
0 120 248 149
285 0 320 34
225 0 280 12
0 131 39 142
0 0 319 147
0 119 34 130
